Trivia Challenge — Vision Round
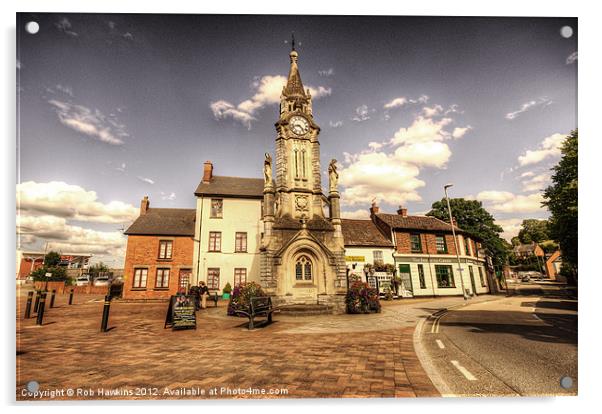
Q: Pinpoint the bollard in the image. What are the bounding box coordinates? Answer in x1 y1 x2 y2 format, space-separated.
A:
36 292 47 326
24 291 34 319
33 290 41 313
100 295 112 332
68 288 74 305
49 289 56 308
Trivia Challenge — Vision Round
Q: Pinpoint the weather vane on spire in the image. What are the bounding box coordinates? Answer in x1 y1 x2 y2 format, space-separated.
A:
291 32 296 51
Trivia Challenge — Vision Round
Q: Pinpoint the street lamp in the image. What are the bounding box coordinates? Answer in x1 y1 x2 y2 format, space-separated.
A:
444 184 468 300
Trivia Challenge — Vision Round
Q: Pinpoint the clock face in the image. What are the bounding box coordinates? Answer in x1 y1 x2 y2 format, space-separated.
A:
289 116 310 135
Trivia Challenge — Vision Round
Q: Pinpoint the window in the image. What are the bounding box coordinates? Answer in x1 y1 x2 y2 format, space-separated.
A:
235 232 247 253
155 268 170 289
294 149 299 178
410 234 422 253
418 264 426 289
210 199 223 218
373 250 384 263
435 235 448 253
208 232 221 252
158 240 173 259
132 268 147 288
207 268 220 290
478 267 486 287
179 269 191 289
295 256 312 281
301 149 307 178
234 268 247 286
435 265 455 288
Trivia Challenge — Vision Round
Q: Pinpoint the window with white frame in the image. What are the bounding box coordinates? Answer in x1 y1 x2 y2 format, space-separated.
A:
155 268 170 288
132 268 148 288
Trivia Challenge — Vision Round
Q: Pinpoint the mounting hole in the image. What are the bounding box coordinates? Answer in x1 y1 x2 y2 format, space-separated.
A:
560 26 573 38
560 376 573 389
27 380 40 393
25 21 40 34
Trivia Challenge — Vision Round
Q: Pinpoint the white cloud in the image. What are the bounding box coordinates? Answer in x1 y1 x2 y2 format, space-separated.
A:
210 74 330 129
55 84 74 97
521 172 551 192
421 105 444 118
161 192 176 201
566 51 578 65
318 68 334 77
495 218 524 241
452 126 472 139
329 120 343 128
115 163 126 172
476 191 516 203
48 99 128 145
481 192 545 213
505 97 553 120
55 17 78 37
390 116 452 146
17 181 138 224
394 141 452 168
17 214 126 256
341 209 370 219
383 94 429 110
517 132 566 166
351 104 371 122
137 176 155 185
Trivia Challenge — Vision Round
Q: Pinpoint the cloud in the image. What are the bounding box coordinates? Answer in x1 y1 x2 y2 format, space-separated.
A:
17 181 138 224
48 99 128 145
495 218 524 241
115 163 126 172
517 132 566 166
137 176 155 185
210 75 330 129
318 68 334 76
351 104 371 122
452 126 472 139
339 102 470 206
421 105 444 118
17 214 126 256
475 191 516 203
505 97 553 120
161 192 176 201
478 192 545 213
341 209 370 219
521 172 551 192
55 17 78 37
383 94 429 110
566 51 578 65
329 120 343 128
123 32 134 40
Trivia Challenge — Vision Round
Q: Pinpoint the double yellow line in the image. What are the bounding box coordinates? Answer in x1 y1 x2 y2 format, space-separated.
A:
430 310 448 334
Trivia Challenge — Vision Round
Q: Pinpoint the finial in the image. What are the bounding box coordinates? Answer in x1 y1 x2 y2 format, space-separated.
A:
291 32 295 51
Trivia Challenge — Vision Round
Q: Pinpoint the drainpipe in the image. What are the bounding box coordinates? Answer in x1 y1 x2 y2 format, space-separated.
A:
195 196 204 285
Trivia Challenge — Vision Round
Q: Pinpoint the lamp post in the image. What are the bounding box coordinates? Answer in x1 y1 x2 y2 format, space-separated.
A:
444 184 468 300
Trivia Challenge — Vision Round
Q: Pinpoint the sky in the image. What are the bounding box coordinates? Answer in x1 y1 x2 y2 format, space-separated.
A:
16 13 577 266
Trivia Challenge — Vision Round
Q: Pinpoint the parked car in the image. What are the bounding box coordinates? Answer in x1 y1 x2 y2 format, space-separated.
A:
75 274 91 286
93 276 111 286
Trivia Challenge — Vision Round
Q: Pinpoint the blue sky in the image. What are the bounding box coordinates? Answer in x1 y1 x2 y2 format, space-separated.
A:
16 14 577 265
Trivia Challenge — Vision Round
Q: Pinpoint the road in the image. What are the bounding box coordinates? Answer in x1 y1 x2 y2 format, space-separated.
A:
415 291 578 396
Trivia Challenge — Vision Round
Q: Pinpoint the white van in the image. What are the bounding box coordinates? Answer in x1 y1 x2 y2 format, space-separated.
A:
75 274 90 286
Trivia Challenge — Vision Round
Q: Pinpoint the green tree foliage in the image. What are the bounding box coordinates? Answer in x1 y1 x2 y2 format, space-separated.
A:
43 251 61 267
511 236 521 246
427 198 508 267
31 265 68 282
518 219 551 244
543 130 578 278
89 262 110 274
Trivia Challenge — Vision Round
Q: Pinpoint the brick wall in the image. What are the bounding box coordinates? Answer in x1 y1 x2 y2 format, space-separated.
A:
122 235 194 300
393 231 457 255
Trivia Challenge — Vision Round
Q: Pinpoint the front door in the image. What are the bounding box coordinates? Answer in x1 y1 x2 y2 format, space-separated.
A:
398 264 413 297
178 269 192 292
468 266 477 296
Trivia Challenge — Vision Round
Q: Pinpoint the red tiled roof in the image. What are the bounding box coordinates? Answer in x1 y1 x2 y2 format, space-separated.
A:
341 219 393 247
194 176 264 198
125 208 196 236
374 213 464 233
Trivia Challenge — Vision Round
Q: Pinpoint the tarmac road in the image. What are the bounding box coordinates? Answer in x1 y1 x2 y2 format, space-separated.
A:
415 293 578 397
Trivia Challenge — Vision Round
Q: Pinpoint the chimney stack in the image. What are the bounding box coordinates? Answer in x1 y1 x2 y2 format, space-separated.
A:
397 206 408 217
369 201 380 217
203 161 213 183
140 196 150 215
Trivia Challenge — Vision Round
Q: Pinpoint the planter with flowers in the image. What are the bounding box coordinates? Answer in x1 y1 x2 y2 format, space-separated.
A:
227 281 266 316
345 280 381 314
222 282 232 299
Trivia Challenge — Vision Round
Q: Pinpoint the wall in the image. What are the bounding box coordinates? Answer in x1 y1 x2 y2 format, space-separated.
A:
344 246 395 280
122 235 194 300
192 196 263 291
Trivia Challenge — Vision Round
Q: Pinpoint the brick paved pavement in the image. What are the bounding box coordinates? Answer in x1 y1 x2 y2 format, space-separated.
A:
16 292 442 400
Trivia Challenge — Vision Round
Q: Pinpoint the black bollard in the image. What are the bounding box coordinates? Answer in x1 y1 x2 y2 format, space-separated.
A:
24 291 33 319
100 295 111 332
36 292 47 326
68 288 74 305
33 290 41 313
49 289 56 308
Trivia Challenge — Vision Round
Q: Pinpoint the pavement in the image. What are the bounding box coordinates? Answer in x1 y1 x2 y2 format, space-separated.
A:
414 291 578 397
16 291 467 401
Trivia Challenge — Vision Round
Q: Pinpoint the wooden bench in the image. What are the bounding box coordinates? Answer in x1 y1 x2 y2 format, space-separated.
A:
233 296 279 330
208 291 219 308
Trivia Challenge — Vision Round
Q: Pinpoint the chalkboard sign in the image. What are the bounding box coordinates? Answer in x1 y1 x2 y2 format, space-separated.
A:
164 295 196 330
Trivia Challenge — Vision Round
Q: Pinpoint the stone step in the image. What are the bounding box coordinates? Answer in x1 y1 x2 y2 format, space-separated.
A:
278 303 333 316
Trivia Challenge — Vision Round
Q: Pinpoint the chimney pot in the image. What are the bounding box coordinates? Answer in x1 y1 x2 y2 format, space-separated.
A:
140 196 149 215
203 161 213 183
397 206 408 217
369 201 380 217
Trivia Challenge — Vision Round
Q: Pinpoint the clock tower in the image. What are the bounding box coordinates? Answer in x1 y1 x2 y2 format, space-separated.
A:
259 44 347 311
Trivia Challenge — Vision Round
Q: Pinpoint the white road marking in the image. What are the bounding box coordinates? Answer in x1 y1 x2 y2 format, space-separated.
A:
430 311 447 333
532 313 543 321
436 339 445 349
451 360 477 381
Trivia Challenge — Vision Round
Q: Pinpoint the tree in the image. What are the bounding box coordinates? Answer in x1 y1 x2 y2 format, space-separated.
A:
89 262 110 274
517 219 550 244
511 236 521 246
543 130 578 279
43 251 61 267
427 198 508 267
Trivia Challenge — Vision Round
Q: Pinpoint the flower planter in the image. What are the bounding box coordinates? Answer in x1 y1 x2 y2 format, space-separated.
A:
222 293 231 299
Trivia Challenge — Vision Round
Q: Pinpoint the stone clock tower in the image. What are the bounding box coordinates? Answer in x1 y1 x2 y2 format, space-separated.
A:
260 45 347 312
